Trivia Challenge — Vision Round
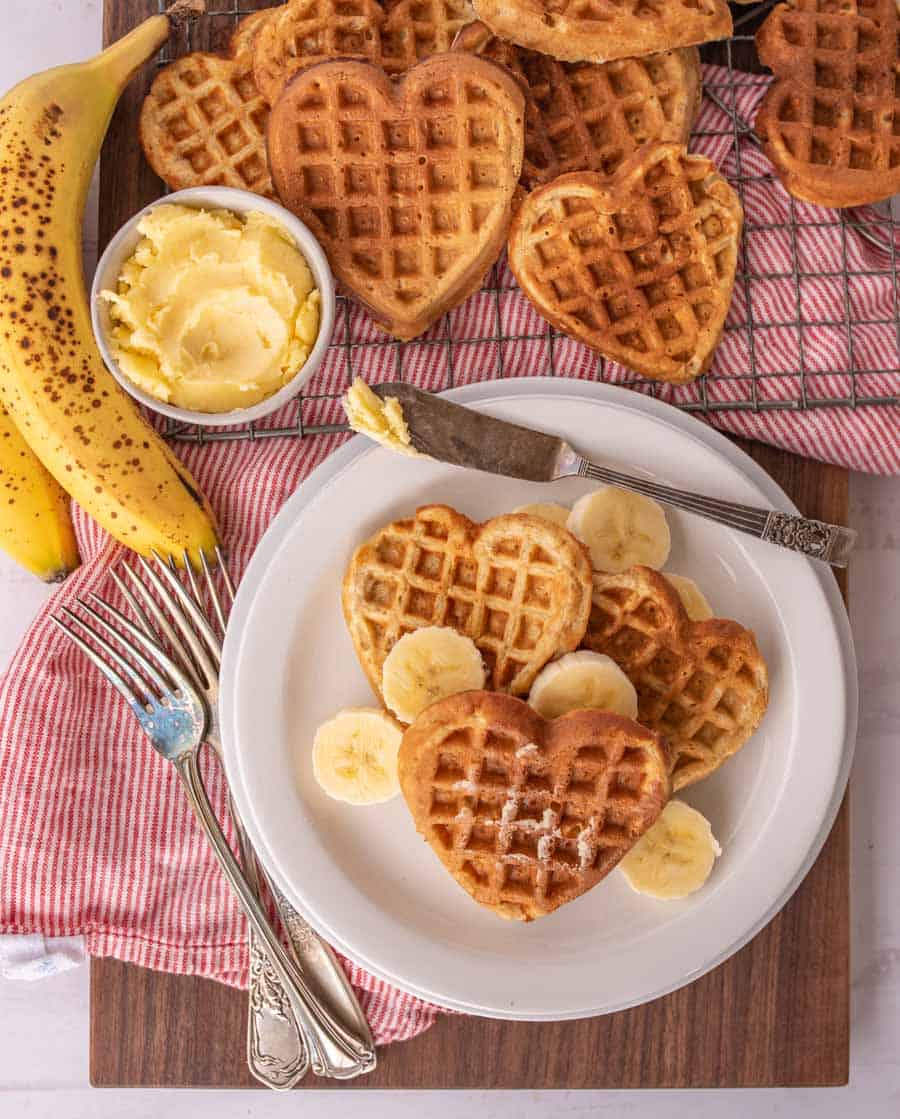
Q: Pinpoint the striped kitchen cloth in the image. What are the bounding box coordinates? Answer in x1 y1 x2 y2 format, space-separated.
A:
0 62 896 1049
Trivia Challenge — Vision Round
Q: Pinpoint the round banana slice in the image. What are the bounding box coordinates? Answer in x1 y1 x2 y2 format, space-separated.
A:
528 650 638 720
663 572 713 621
619 799 722 900
382 626 486 725
511 502 570 526
312 708 404 805
567 486 670 573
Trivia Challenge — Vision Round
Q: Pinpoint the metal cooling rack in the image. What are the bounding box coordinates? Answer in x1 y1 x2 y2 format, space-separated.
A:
154 0 900 443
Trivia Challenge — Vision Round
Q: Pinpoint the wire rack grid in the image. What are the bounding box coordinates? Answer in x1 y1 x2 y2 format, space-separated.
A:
152 0 900 444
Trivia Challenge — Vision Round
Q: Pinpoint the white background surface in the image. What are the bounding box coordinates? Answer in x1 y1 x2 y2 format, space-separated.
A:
0 4 897 1115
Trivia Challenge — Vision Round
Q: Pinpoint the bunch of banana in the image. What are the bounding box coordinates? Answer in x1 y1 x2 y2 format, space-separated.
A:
0 0 217 575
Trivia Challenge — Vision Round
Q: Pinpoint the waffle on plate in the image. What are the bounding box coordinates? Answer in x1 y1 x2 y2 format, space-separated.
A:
342 504 593 698
582 565 769 790
399 691 672 919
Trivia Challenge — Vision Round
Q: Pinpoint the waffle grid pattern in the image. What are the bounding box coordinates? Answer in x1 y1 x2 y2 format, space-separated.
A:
347 508 587 693
141 11 273 195
151 1 900 442
586 570 768 789
425 720 660 914
762 0 900 175
512 148 739 379
279 65 508 302
480 43 697 186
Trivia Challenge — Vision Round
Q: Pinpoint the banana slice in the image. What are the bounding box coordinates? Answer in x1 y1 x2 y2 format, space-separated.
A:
567 487 670 573
312 708 404 805
663 572 713 621
511 502 570 526
618 799 722 900
528 651 638 720
382 626 486 724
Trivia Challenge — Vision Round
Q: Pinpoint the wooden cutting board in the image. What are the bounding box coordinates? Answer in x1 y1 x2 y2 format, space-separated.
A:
91 0 850 1089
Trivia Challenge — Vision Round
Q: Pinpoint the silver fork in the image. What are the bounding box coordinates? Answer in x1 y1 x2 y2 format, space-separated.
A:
112 551 375 1083
107 554 309 1090
52 560 377 1082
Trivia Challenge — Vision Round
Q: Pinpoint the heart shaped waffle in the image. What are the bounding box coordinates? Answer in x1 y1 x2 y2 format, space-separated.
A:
253 0 478 105
268 54 525 339
471 0 732 64
507 144 742 383
582 566 768 790
342 504 593 698
755 0 900 207
454 21 701 188
139 9 274 196
399 691 672 919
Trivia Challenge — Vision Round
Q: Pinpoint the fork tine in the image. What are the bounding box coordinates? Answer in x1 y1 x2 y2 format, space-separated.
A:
144 552 222 673
109 567 158 645
78 597 172 696
216 545 236 606
117 564 204 690
181 548 204 610
58 604 160 705
52 614 142 709
84 590 199 702
199 548 228 636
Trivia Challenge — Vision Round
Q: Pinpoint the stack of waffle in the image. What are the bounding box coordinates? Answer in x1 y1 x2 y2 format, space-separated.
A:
138 0 900 378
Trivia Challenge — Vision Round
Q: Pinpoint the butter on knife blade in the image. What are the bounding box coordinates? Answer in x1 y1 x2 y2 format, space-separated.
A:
368 382 571 482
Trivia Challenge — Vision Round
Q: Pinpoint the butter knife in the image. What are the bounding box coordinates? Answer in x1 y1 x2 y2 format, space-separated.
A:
370 383 856 567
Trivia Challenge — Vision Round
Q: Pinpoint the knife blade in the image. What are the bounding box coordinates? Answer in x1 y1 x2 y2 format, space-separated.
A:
367 382 856 567
371 381 577 481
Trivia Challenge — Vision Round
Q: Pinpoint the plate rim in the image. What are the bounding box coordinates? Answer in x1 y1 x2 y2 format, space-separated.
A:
221 377 858 1020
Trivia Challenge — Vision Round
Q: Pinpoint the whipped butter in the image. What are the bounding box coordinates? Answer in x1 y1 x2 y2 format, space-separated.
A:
342 377 420 456
100 204 319 412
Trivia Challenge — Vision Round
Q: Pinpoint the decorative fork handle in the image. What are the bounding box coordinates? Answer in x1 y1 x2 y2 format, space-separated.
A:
577 460 856 568
175 754 377 1080
234 818 309 1090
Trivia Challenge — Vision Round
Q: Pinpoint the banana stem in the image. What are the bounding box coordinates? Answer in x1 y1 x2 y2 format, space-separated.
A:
166 0 207 27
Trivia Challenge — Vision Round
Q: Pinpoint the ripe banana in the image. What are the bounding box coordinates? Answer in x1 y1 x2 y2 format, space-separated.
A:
0 402 79 581
618 799 721 900
512 502 570 526
312 708 404 805
382 626 485 724
567 487 670 573
0 1 218 566
528 651 637 720
663 572 713 621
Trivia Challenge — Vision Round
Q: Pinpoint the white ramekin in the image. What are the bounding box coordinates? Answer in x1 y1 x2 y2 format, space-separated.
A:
90 186 335 427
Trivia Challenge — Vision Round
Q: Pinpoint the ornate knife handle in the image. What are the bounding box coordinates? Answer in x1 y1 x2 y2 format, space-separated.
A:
581 461 856 568
761 512 856 566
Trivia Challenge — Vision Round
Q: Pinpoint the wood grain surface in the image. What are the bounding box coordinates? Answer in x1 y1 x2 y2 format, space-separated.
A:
91 0 851 1089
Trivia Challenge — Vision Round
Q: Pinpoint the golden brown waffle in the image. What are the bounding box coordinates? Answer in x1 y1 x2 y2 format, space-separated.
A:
455 21 701 188
139 9 274 196
399 691 672 920
582 566 768 790
472 0 732 64
507 143 742 384
342 505 593 699
755 0 900 207
268 54 525 339
253 0 385 105
253 0 478 105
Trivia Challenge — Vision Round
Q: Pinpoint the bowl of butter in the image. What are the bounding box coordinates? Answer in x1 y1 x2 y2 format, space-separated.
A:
91 187 335 426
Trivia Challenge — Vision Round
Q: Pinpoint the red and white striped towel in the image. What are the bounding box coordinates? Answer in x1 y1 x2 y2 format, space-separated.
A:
0 64 897 1048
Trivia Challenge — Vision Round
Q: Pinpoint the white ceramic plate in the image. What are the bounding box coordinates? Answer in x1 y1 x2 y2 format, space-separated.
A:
221 379 857 1020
